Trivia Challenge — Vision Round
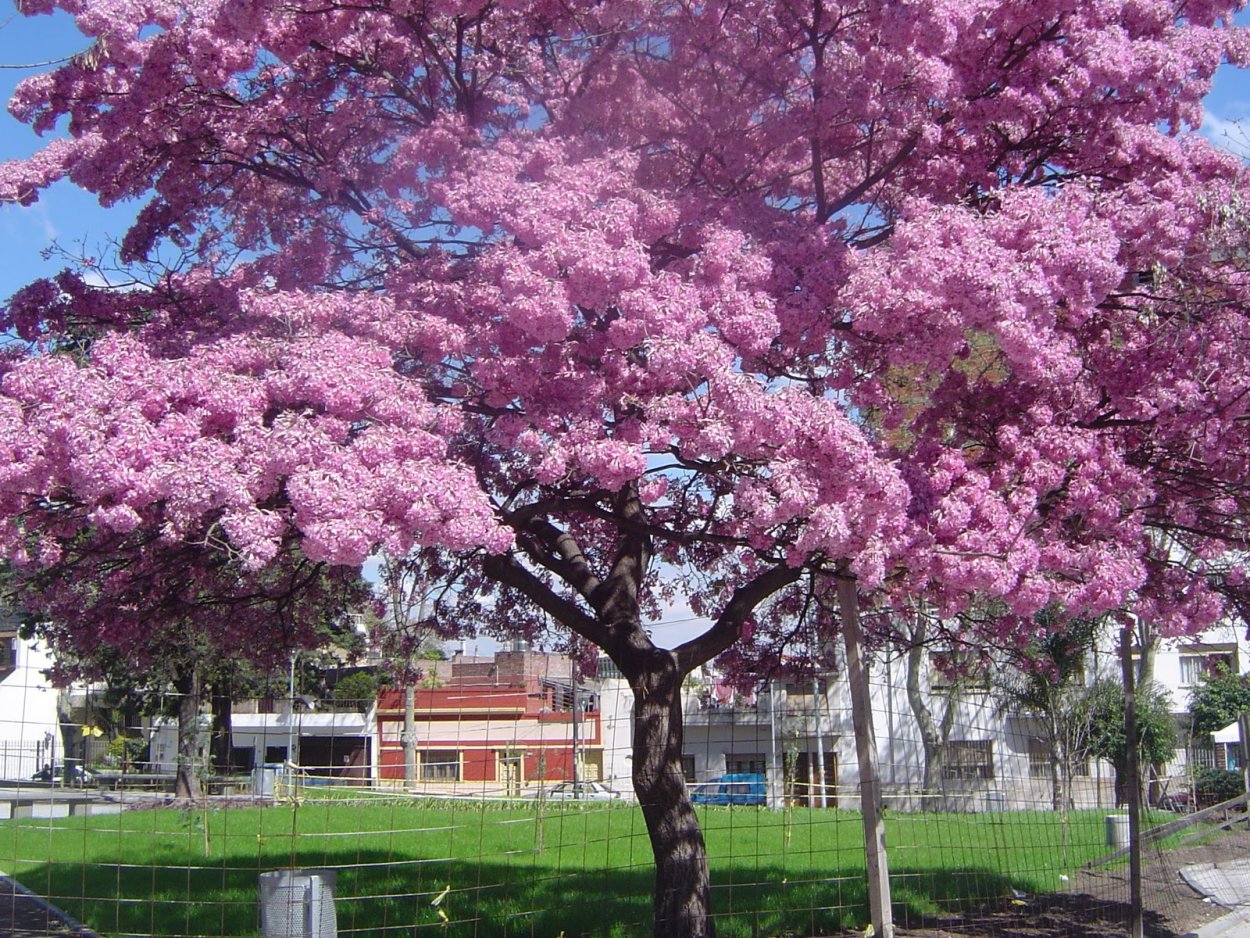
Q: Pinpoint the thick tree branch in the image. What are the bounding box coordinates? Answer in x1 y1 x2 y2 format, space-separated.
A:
675 562 803 672
595 482 653 618
819 130 921 222
481 550 606 645
512 516 603 602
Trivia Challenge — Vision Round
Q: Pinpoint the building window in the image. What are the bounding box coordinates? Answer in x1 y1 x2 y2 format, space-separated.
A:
1027 738 1089 778
1179 644 1238 686
928 652 990 691
681 755 696 783
0 636 18 673
597 657 623 680
941 740 994 780
1027 738 1050 779
421 750 460 781
726 753 766 776
1220 742 1243 771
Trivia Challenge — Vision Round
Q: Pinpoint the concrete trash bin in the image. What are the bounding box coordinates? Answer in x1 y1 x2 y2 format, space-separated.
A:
259 869 337 938
1105 814 1131 848
253 764 285 799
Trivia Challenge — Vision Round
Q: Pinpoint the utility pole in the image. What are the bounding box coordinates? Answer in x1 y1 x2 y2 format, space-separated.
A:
768 681 780 809
402 586 427 787
570 646 580 796
287 652 297 767
812 673 827 809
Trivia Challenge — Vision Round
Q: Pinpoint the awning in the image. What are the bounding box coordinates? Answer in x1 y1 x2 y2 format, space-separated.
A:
1213 721 1242 745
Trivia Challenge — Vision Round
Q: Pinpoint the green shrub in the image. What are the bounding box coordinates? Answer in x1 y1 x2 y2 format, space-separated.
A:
330 671 378 711
1194 768 1244 807
102 735 146 769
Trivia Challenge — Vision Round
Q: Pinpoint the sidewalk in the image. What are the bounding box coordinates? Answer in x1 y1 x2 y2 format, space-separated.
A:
0 873 96 938
1181 859 1250 938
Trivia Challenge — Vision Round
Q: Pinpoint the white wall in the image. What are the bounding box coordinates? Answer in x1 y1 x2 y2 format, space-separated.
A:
0 638 61 780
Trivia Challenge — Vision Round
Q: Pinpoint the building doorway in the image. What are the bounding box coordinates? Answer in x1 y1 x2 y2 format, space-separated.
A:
789 750 837 807
499 752 523 796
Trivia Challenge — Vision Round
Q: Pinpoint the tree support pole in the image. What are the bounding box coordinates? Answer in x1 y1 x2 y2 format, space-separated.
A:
403 685 417 785
840 576 893 938
1119 625 1143 938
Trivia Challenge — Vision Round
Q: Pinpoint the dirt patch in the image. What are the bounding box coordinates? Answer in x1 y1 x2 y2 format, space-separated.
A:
895 828 1250 938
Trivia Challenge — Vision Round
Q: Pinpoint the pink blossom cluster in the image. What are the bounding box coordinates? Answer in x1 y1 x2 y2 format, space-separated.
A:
1 0 1249 668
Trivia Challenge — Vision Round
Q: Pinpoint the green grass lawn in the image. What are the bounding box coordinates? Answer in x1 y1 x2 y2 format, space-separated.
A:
0 798 1148 938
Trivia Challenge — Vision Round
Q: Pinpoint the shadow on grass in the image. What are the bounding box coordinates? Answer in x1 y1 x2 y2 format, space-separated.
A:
7 851 1140 938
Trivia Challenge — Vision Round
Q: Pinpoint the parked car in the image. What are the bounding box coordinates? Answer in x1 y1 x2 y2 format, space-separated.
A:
690 773 767 806
528 780 621 801
31 762 95 785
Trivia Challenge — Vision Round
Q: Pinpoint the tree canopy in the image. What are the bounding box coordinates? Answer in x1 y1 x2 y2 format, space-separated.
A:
2 2 1250 934
2 2 1248 647
1189 666 1250 736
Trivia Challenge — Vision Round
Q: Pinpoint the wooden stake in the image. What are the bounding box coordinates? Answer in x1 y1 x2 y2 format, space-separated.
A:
1120 624 1143 938
840 576 894 938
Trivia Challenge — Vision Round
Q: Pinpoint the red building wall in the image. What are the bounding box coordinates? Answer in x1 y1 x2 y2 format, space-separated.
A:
372 655 597 790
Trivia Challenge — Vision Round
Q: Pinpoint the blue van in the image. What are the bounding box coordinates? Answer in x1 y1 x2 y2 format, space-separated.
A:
690 772 767 806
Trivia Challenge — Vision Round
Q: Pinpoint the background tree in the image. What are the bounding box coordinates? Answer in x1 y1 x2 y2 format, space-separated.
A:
994 614 1102 810
1188 667 1250 738
330 670 380 713
372 554 450 786
9 538 364 798
1084 679 1178 808
3 3 1250 935
899 608 979 808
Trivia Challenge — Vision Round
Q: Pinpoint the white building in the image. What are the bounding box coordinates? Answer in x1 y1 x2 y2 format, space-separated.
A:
148 704 377 782
591 619 1250 812
0 610 62 780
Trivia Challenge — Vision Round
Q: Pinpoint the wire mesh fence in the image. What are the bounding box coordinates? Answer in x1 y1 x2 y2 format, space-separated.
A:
0 634 1245 938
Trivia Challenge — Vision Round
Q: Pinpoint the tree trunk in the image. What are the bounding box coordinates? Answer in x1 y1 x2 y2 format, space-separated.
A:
173 664 204 801
1111 759 1130 807
1049 712 1063 810
477 509 801 938
630 653 714 938
905 625 956 811
210 681 234 775
1135 629 1156 686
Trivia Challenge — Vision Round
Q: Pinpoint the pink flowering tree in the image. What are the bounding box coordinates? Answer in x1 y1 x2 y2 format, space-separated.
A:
3 2 1250 934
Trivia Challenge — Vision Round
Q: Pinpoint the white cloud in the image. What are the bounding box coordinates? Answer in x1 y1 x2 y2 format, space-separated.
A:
1200 110 1250 158
80 269 113 288
0 201 58 245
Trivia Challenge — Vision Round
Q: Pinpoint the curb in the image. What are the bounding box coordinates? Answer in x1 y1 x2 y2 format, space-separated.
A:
1183 906 1250 938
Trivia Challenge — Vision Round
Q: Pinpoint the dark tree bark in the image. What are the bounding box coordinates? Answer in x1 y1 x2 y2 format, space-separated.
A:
173 663 204 801
482 486 802 938
630 652 713 937
210 680 234 775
